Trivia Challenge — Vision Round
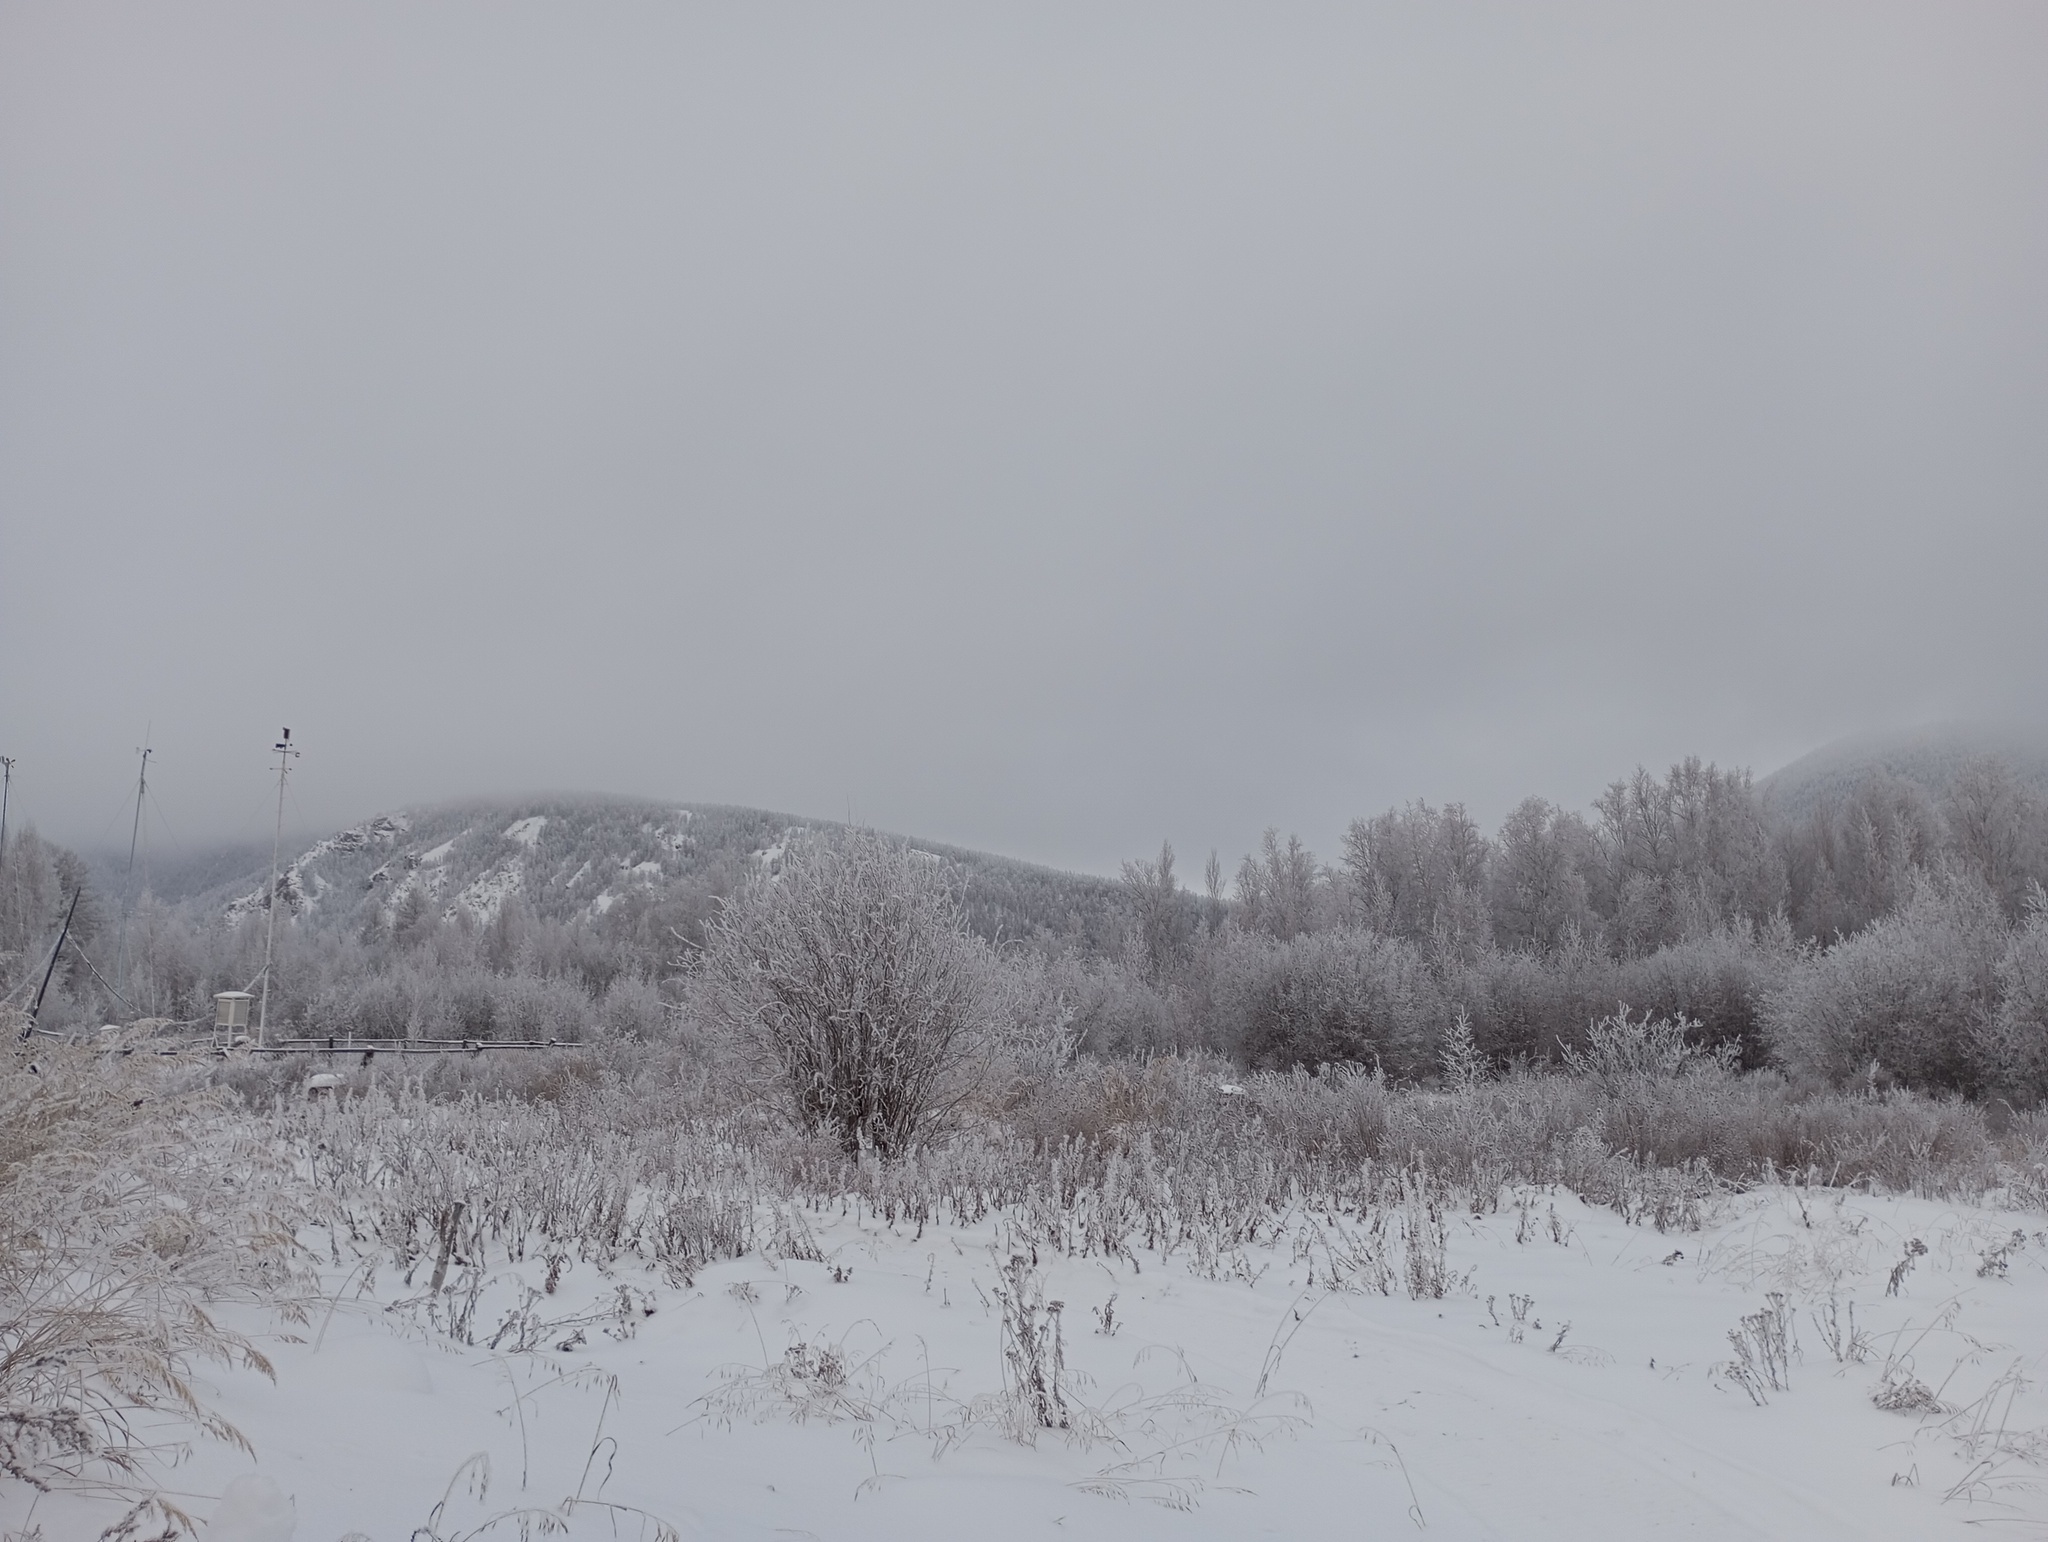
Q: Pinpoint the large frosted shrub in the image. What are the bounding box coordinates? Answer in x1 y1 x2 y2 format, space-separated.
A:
1059 954 1181 1057
1612 923 1794 1069
1212 927 1441 1075
1560 1007 1731 1092
696 829 999 1155
1446 932 1620 1066
597 973 668 1039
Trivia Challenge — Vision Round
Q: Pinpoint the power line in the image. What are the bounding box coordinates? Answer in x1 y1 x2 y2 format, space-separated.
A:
144 784 182 857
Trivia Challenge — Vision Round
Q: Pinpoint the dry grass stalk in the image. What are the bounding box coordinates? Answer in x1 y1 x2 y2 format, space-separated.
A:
0 1036 305 1498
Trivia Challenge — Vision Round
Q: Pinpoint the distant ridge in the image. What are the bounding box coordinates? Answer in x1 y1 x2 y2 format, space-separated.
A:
139 794 1126 955
1759 721 2048 823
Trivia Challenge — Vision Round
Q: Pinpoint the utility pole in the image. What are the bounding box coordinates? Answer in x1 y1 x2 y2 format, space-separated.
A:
0 756 13 871
258 728 299 1049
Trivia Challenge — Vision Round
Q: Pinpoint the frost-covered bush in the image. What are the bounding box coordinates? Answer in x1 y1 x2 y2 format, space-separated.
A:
318 969 414 1039
994 1051 1248 1153
489 970 601 1041
302 956 625 1045
1210 927 1441 1075
1445 933 1622 1067
1055 954 1181 1058
1371 924 1786 1075
597 973 667 1040
1560 1008 1731 1094
696 829 1001 1155
1612 924 1793 1069
1765 871 2010 1095
971 950 1083 1088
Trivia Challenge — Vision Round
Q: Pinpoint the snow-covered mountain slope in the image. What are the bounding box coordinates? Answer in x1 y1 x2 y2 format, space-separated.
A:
1760 721 2048 823
201 797 1124 952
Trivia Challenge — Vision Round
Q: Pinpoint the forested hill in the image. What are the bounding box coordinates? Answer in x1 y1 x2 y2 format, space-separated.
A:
180 797 1126 956
1760 723 2048 824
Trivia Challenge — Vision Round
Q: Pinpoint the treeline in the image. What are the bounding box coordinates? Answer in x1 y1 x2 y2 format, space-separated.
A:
2 881 671 1046
5 753 2047 1103
1071 755 2048 1100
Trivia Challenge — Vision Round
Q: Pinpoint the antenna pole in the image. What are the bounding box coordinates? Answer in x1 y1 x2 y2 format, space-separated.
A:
257 728 299 1049
116 743 151 1003
0 757 13 871
126 744 151 876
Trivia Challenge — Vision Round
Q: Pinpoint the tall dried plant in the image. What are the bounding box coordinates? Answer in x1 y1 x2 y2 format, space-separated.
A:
0 1036 303 1495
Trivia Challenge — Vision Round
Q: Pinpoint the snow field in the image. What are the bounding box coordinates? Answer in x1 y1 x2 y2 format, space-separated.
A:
15 1186 2046 1541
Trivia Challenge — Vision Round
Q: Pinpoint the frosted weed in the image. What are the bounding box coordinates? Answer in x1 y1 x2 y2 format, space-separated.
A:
1718 1292 1798 1405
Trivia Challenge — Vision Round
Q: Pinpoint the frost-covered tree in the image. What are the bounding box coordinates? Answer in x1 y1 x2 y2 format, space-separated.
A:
1488 797 1599 953
1119 840 1194 983
1235 830 1327 941
1780 772 1945 941
1945 757 2045 921
1594 760 1782 953
1987 884 2048 1101
1341 802 1489 952
0 828 99 1012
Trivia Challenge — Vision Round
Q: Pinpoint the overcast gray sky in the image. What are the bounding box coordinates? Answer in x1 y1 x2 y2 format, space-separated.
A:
3 3 2045 876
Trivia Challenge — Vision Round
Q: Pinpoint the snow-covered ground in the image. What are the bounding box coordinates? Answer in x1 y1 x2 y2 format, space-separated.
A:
12 1186 2047 1540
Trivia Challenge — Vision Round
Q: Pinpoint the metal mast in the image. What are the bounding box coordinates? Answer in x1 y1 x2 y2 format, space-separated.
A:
0 756 13 870
257 728 298 1048
126 743 151 878
116 742 152 997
